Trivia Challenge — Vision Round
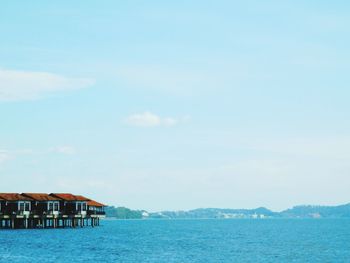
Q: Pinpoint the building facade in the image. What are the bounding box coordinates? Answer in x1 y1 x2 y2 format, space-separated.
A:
0 193 106 229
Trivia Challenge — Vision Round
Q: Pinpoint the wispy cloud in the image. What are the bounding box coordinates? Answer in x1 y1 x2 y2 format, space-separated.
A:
114 64 271 97
125 112 189 127
116 66 203 95
50 145 76 155
0 150 11 164
0 68 95 101
0 145 76 165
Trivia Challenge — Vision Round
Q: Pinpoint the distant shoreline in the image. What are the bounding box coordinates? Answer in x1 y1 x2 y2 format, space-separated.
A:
104 217 350 221
105 203 350 220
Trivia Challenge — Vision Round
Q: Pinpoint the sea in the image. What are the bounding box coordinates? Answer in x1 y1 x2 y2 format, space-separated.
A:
0 219 349 262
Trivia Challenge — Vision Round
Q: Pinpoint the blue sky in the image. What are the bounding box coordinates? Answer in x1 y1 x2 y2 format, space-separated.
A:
1 1 350 211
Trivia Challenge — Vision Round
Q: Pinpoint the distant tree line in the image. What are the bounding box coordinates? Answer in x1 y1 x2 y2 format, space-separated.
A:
105 206 144 219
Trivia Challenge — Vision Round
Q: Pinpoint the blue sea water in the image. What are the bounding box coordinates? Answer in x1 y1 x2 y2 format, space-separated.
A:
0 219 349 262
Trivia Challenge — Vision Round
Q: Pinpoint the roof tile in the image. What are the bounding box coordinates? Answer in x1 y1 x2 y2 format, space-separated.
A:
0 193 33 201
50 193 90 201
88 200 106 207
22 193 60 201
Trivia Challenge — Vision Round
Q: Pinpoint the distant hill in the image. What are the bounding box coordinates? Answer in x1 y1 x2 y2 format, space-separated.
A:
279 203 350 218
105 203 350 219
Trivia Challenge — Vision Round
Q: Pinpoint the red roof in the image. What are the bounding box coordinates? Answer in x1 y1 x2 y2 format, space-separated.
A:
0 193 105 205
50 193 90 201
88 200 106 207
74 195 91 201
22 193 60 201
0 193 33 201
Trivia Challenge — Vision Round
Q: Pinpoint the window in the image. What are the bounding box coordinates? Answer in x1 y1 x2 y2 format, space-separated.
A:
54 202 59 211
19 202 30 211
77 203 82 211
19 202 25 211
48 202 54 211
82 203 87 211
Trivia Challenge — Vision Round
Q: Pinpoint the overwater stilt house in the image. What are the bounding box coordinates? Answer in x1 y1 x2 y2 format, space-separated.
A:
0 193 106 229
50 193 90 216
87 199 105 215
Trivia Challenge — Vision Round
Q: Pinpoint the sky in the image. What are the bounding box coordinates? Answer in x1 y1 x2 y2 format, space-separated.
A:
1 1 350 212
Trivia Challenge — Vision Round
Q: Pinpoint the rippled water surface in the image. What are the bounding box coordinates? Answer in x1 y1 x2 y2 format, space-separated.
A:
0 219 349 262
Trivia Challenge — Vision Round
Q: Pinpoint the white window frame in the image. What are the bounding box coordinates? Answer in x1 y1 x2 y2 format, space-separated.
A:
48 201 60 211
18 201 31 211
75 202 87 212
53 202 59 211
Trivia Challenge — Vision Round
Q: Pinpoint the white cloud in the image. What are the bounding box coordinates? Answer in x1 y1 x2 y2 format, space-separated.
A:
125 112 188 127
163 117 178 126
126 112 161 127
0 150 11 164
51 146 76 155
0 68 95 101
0 146 76 164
